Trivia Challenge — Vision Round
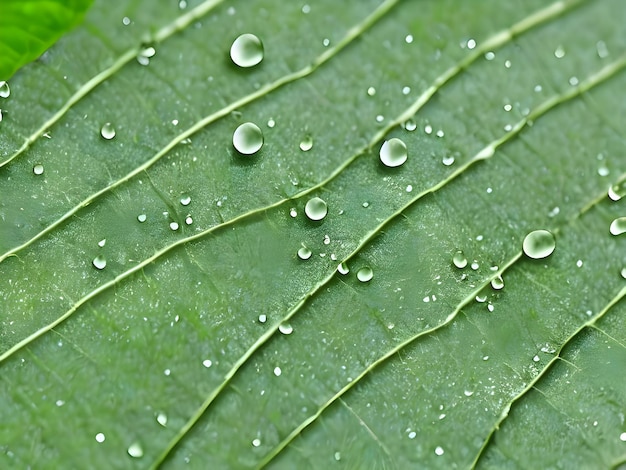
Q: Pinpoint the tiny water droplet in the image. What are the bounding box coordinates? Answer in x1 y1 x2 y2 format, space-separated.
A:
620 268 626 279
405 34 413 44
424 124 433 134
334 451 341 461
258 314 267 323
467 38 476 49
322 38 330 47
137 214 147 223
202 359 212 368
379 138 408 168
475 294 487 303
608 182 626 201
404 119 417 131
267 118 275 128
169 222 179 231
442 155 455 166
362 202 369 208
491 275 504 290
304 197 328 221
485 51 495 60
406 185 413 192
100 122 116 140
185 216 193 225
122 16 131 25
299 135 313 152
337 262 349 275
367 86 376 96
596 40 609 59
98 239 106 248
127 442 143 458
435 446 444 456
609 217 626 236
0 81 10 98
357 266 373 283
33 164 44 175
554 45 565 58
569 76 579 87
402 86 411 95
532 355 540 362
504 60 512 68
452 251 467 269
95 433 105 443
576 259 583 268
471 261 479 270
523 230 556 259
180 195 191 206
230 33 264 67
376 114 384 123
278 323 293 335
156 412 168 427
233 122 263 155
289 208 297 218
464 390 474 397
273 366 282 377
92 256 107 270
297 246 312 260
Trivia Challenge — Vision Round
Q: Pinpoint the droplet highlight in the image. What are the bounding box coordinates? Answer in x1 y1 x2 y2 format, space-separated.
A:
92 256 107 270
230 33 264 68
304 197 328 221
522 229 556 259
297 246 312 260
127 442 144 458
357 266 374 283
379 138 407 167
33 164 44 175
299 135 313 152
0 81 9 98
491 275 504 290
452 251 467 269
610 217 626 236
337 262 349 275
100 122 116 140
233 122 263 155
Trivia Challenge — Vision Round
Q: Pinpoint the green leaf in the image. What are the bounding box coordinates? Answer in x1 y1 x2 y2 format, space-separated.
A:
1 0 625 468
0 0 94 80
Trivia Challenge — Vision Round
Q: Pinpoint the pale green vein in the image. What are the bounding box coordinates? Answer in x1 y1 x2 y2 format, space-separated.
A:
339 398 392 458
470 284 626 469
156 46 626 470
0 0 399 264
0 0 226 168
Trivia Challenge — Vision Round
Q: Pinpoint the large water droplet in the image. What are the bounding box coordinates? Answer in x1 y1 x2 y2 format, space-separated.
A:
608 182 626 201
127 442 144 458
379 138 408 167
609 217 626 236
230 33 264 68
299 135 313 152
0 81 9 98
297 246 312 260
357 266 373 282
92 256 107 270
33 164 44 175
522 230 556 259
233 122 263 155
304 197 328 221
100 122 116 140
452 251 467 269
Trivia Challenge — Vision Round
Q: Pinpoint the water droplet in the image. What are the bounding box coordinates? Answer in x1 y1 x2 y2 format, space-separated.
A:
322 38 330 47
289 208 297 218
0 81 10 98
252 438 261 447
442 155 455 166
404 119 417 131
620 432 626 442
179 0 187 8
233 122 263 155
596 41 609 59
128 442 143 458
379 138 408 168
230 33 264 68
267 118 275 128
304 197 328 221
100 122 116 140
402 86 411 95
180 195 191 206
435 446 444 456
464 390 474 397
452 251 467 269
576 259 583 268
137 214 147 223
367 86 376 96
471 261 479 270
554 45 565 58
491 275 504 290
95 433 105 443
406 185 413 192
436 129 445 138
405 34 413 44
408 431 417 439
258 314 267 323
299 135 313 152
164 368 171 376
621 268 626 279
323 235 330 245
122 16 131 25
157 412 168 427
523 230 556 259
357 267 374 283
532 355 540 362
92 256 107 270
475 294 487 303
362 202 369 208
504 59 512 68
279 323 293 335
185 216 193 225
273 366 282 377
485 51 495 60
298 246 312 260
33 164 44 175
569 76 579 87
301 4 311 13
424 124 433 134
337 262 350 275
608 182 626 201
98 239 106 248
169 222 179 231
467 39 476 49
202 359 212 368
610 217 626 236
376 114 384 123
334 451 341 461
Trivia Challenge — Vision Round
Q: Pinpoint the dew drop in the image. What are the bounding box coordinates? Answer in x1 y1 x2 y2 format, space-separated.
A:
405 34 413 44
185 216 193 225
304 197 328 221
122 16 131 25
230 33 264 67
357 266 374 283
258 314 267 323
621 268 626 279
334 451 341 461
424 124 433 134
435 446 444 456
180 195 191 206
491 275 504 290
297 246 312 260
620 432 626 442
609 217 626 236
404 119 417 131
156 412 168 427
367 86 376 96
576 259 583 268
475 294 487 303
127 442 143 458
322 38 330 47
202 359 212 368
273 366 282 377
596 41 609 59
464 390 474 397
402 86 411 95
279 323 293 335
289 208 297 218
299 135 313 152
169 222 179 231
95 433 105 443
452 251 467 269
100 122 116 140
337 262 350 275
442 155 455 166
98 239 106 248
485 51 495 60
92 256 107 270
0 81 10 98
379 138 408 168
33 164 44 175
406 185 413 192
522 230 556 259
408 431 417 439
471 261 479 270
252 438 261 447
233 122 263 155
267 118 275 128
554 45 565 58
137 213 147 223
608 182 626 201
